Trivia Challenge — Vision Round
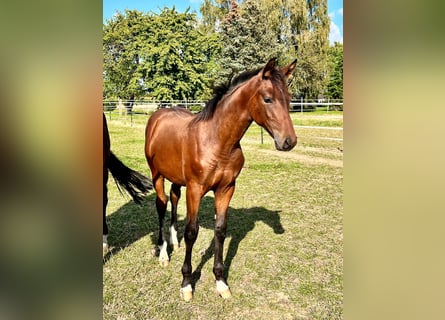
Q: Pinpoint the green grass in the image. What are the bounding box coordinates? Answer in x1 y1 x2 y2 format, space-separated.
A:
103 111 343 319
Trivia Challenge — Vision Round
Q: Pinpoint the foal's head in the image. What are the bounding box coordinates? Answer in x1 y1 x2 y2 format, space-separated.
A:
248 58 297 151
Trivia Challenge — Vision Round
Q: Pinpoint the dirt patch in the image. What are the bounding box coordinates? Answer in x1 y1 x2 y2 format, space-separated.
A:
244 146 343 168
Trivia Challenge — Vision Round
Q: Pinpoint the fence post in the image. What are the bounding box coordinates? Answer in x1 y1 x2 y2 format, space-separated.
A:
261 127 264 144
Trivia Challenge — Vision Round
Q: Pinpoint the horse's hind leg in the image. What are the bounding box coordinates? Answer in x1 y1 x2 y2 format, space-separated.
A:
169 184 181 251
153 175 169 266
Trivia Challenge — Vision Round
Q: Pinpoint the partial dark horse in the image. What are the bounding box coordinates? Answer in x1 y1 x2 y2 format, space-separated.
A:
103 114 152 251
144 58 297 301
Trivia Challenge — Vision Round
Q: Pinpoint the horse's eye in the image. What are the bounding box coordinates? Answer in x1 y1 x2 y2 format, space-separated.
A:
263 97 273 104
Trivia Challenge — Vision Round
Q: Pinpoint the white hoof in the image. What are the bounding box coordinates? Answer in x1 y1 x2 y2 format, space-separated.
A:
180 284 193 302
216 280 232 299
159 259 169 267
103 235 109 253
158 242 169 267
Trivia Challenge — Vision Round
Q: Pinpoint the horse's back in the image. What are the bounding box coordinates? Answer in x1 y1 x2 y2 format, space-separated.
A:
145 108 194 185
146 107 193 143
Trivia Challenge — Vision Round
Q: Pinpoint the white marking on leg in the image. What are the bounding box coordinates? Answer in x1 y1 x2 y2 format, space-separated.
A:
103 235 109 252
170 225 179 249
216 280 229 293
159 241 169 264
181 284 192 293
180 284 193 301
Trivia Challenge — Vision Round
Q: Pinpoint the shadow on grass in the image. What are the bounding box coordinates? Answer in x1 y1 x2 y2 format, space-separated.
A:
102 192 158 264
192 196 285 286
103 195 285 287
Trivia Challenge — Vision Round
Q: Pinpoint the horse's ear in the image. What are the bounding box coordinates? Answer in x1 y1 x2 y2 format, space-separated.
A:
262 57 277 79
281 59 298 79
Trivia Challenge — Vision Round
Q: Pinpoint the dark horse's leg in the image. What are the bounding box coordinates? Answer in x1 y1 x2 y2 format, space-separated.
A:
103 113 110 252
169 184 181 251
180 184 202 302
213 184 235 299
103 167 109 251
153 174 169 266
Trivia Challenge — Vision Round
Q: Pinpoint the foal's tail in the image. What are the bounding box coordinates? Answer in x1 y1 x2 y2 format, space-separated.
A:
108 151 153 204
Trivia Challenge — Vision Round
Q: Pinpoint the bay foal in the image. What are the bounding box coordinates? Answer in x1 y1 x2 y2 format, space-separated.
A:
145 58 297 301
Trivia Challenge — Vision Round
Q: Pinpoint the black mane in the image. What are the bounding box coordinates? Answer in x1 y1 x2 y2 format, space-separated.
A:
193 67 265 122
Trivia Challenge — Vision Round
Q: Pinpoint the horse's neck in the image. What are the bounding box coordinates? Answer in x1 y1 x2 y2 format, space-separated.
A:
209 86 253 152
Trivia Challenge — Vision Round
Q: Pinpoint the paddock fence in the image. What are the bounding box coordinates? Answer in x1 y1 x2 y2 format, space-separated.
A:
103 99 343 143
103 99 343 114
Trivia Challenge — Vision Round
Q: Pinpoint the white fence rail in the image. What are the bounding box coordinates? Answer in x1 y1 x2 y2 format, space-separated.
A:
103 99 343 114
290 100 343 112
293 125 343 142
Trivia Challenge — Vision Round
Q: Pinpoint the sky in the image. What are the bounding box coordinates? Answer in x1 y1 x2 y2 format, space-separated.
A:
103 0 343 44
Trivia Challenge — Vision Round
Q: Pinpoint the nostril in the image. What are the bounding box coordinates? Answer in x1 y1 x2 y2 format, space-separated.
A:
283 136 297 151
284 138 289 147
274 135 296 151
283 137 291 150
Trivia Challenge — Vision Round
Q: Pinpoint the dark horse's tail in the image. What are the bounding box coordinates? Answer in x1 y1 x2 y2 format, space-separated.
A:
108 151 153 204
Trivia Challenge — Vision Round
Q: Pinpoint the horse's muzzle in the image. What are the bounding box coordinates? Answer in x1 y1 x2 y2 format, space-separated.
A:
274 135 297 151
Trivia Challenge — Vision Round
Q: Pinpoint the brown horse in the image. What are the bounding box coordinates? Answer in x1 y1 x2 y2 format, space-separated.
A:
144 58 297 301
103 114 152 252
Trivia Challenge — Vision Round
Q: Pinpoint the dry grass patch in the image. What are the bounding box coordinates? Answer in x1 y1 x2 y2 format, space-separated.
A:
103 112 343 319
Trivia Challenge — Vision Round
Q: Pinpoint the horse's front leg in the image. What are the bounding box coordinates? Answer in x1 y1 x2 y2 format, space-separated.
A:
180 184 202 302
213 183 235 299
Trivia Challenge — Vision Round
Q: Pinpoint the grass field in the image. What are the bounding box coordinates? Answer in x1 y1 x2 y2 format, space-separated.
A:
103 110 343 319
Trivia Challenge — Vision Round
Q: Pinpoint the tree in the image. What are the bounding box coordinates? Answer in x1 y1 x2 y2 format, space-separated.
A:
216 0 283 85
326 42 343 99
103 10 149 101
239 0 284 67
201 0 331 98
199 0 231 33
103 8 220 101
216 0 244 83
285 0 330 98
143 8 213 100
104 2 332 102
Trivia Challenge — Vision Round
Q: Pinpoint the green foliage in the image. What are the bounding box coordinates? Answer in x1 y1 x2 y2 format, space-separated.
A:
103 8 220 100
216 0 284 85
201 0 332 98
327 42 343 99
290 0 330 98
103 10 148 100
103 2 342 101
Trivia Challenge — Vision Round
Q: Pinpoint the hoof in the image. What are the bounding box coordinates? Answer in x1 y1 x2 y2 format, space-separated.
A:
159 258 169 267
216 280 232 299
219 288 232 299
103 235 109 253
173 243 180 251
180 285 193 302
158 242 169 266
151 247 159 256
